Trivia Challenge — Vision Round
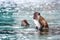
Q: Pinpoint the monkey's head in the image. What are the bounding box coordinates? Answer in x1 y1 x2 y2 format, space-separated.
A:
33 12 41 19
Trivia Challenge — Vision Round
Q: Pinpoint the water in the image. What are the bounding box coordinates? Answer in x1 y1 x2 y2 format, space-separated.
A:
0 0 60 40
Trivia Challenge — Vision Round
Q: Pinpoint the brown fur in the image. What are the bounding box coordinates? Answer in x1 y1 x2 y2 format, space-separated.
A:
33 12 49 33
39 16 48 28
39 16 49 32
21 20 29 26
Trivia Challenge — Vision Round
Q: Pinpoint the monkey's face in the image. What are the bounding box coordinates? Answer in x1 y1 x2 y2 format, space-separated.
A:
34 12 40 19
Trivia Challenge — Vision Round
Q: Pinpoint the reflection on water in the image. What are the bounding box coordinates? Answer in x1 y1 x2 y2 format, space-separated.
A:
0 27 60 40
0 0 60 40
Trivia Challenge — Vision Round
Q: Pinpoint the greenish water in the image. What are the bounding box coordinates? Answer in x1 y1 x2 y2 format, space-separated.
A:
0 0 60 40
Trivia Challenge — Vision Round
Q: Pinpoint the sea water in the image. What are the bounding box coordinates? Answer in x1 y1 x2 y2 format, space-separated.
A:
0 0 60 40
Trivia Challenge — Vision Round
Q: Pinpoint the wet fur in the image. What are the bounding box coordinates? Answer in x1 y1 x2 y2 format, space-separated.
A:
39 16 49 32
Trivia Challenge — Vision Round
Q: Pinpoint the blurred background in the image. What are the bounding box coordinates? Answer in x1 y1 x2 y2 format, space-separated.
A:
0 0 60 40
